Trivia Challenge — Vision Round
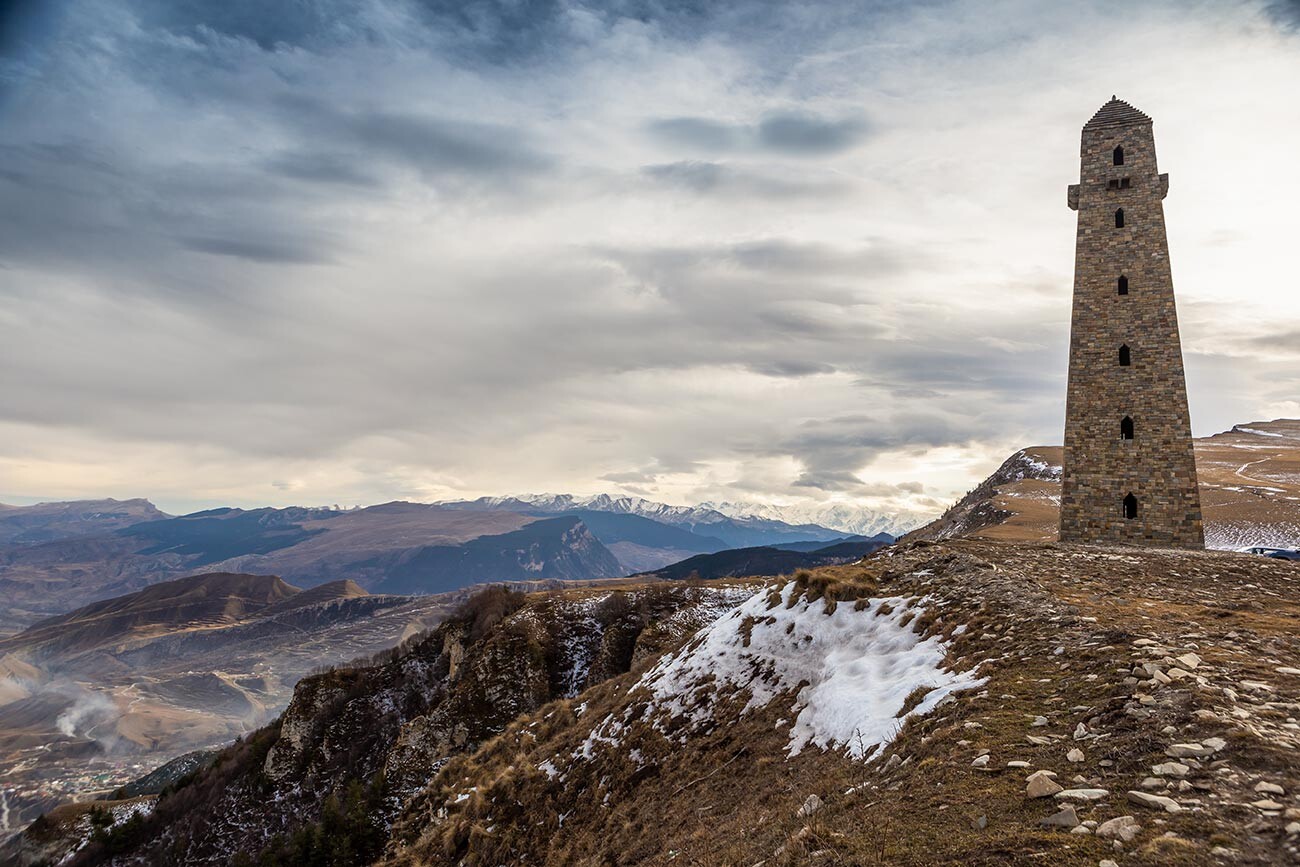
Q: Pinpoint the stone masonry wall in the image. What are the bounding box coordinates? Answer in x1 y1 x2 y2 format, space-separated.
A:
1059 100 1204 547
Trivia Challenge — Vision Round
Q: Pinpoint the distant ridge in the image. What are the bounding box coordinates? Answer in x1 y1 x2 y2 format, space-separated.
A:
0 572 300 658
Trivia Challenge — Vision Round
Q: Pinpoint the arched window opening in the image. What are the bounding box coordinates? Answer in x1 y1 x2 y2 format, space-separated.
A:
1123 493 1138 520
1121 416 1134 440
1118 275 1129 295
1114 146 1124 166
1115 208 1125 228
1119 344 1131 366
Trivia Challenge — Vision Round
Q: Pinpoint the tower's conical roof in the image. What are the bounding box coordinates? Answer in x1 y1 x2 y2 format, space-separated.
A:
1083 97 1151 130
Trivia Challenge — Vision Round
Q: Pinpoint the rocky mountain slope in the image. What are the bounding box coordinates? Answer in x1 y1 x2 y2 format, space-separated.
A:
910 419 1300 550
0 572 459 834
23 538 1300 865
7 580 756 865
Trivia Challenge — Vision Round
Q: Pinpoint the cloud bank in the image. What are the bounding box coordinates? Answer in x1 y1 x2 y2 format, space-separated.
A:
0 0 1298 519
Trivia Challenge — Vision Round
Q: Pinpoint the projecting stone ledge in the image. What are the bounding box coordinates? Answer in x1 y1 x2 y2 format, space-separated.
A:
1067 184 1079 211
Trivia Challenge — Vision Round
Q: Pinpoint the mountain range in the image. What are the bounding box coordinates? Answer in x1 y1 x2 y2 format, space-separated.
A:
0 494 900 636
439 492 922 544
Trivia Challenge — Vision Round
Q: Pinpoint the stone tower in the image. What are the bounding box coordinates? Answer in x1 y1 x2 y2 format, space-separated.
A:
1059 97 1203 547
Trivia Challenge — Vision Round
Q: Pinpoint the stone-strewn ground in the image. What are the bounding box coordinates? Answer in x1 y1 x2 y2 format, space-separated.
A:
387 540 1300 866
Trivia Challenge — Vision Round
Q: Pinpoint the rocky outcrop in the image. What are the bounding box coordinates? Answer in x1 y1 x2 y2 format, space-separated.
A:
63 582 756 866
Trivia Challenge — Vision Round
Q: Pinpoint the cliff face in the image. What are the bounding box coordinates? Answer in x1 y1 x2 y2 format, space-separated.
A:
62 581 755 865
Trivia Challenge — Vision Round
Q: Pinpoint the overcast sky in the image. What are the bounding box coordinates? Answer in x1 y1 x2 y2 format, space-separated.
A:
1 0 1298 518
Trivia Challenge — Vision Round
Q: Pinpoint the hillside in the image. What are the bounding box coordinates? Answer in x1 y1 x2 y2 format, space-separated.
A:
22 539 1300 865
0 573 300 660
6 580 758 865
910 420 1300 549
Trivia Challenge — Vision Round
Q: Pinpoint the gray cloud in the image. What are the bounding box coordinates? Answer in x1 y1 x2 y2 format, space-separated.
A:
1265 1 1300 29
273 96 552 181
757 111 871 155
641 160 849 199
647 110 871 156
262 152 380 188
178 235 333 265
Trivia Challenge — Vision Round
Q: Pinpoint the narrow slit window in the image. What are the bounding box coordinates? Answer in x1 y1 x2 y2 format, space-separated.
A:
1115 208 1125 228
1123 493 1138 520
1121 416 1134 440
1118 275 1129 295
1119 344 1131 366
1120 177 1131 189
1114 146 1124 166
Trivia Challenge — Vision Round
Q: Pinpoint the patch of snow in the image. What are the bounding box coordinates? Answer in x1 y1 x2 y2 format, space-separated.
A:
574 714 625 759
1235 426 1285 438
633 583 986 761
538 759 560 780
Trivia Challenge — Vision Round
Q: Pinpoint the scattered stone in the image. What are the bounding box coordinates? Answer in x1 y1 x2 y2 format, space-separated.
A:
1067 748 1085 763
1039 804 1080 828
1073 723 1089 740
1127 790 1182 813
1138 777 1165 790
1096 815 1141 843
1166 743 1213 759
797 794 822 818
1254 781 1285 796
1055 788 1109 802
1100 860 1119 867
1276 667 1300 676
1070 825 1092 834
1201 736 1227 752
1250 799 1284 811
1174 653 1201 670
1286 822 1300 836
970 814 987 830
1151 761 1189 777
1027 735 1052 746
972 755 990 768
1031 716 1049 727
1027 772 1064 799
1007 760 1030 769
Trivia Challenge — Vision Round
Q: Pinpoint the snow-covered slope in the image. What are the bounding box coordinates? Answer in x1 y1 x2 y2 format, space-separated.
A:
586 582 985 762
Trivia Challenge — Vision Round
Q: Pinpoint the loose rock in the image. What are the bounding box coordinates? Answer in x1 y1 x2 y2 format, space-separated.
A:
1055 788 1109 802
1127 790 1182 813
1027 773 1064 798
1096 815 1141 843
1039 804 1080 828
